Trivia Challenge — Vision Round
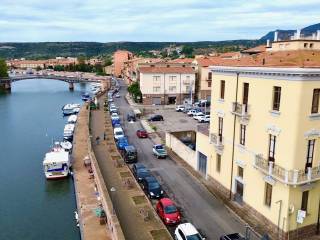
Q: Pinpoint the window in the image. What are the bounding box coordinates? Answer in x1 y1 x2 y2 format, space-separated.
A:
220 80 225 99
218 117 223 139
240 124 246 146
301 191 309 212
243 83 249 105
153 87 160 93
169 86 176 92
264 183 272 207
216 154 221 172
310 43 314 49
272 86 281 111
208 72 212 80
153 76 161 85
208 81 211 88
169 76 177 85
306 139 315 170
268 135 276 162
304 43 308 48
185 85 190 92
238 166 243 178
311 89 320 114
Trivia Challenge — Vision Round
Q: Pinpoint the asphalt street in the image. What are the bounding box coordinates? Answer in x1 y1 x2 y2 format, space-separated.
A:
113 80 245 240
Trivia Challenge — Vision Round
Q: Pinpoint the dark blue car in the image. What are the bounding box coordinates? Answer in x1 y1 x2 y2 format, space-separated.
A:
117 137 129 150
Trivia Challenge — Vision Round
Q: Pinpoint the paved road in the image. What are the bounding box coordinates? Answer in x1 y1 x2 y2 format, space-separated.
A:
114 80 245 240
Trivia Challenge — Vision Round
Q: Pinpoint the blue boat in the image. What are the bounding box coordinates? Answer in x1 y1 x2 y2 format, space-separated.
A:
81 93 91 101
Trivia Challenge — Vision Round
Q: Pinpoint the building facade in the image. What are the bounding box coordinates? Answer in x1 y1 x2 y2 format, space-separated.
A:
113 50 133 77
139 64 195 105
195 66 320 239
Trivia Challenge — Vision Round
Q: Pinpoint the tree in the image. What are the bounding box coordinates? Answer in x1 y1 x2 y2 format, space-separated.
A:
127 82 142 103
104 56 113 66
181 45 194 57
0 59 8 78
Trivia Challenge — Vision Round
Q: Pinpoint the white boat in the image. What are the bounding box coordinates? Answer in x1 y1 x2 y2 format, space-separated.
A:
62 104 81 116
63 124 75 140
72 107 80 114
67 115 78 124
43 143 71 179
60 141 73 152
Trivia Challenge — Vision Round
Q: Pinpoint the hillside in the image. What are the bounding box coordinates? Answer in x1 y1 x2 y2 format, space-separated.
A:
0 40 262 59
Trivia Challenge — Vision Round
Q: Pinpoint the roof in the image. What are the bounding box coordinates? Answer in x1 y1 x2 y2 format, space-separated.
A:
177 223 199 236
139 66 195 74
219 51 241 58
160 198 174 205
43 150 69 164
169 58 194 63
241 45 267 53
195 57 219 67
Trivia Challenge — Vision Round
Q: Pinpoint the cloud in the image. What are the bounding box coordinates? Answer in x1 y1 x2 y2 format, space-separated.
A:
0 0 319 42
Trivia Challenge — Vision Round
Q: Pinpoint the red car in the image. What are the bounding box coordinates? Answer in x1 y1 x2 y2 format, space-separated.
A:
136 129 148 138
156 198 181 225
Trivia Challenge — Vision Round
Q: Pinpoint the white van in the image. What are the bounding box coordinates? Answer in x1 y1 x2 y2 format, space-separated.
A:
113 127 124 140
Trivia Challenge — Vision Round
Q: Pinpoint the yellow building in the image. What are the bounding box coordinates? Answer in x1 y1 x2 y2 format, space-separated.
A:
196 66 320 239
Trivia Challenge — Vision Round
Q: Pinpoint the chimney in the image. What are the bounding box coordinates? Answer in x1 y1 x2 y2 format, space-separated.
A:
274 31 278 42
317 30 320 40
296 29 301 40
266 39 271 47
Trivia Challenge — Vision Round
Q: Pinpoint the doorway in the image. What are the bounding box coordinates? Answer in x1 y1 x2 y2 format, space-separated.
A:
235 180 244 204
198 152 207 176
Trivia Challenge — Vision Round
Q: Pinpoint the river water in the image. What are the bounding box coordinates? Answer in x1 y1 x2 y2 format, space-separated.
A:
0 79 88 240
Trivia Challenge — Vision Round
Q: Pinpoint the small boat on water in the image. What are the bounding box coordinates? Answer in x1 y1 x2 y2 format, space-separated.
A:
67 115 78 124
81 93 91 101
43 142 71 180
60 141 73 152
62 104 81 116
63 124 75 140
73 107 80 114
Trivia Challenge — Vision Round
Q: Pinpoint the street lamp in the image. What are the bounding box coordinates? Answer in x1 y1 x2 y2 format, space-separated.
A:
110 187 116 214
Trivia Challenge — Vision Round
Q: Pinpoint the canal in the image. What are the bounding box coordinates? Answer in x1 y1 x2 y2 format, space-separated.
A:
0 79 87 240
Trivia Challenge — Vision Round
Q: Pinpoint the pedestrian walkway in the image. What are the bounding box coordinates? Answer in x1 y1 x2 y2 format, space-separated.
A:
72 106 111 240
90 96 172 240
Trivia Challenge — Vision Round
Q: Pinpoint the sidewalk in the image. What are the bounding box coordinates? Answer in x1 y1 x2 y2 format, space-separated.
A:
90 96 172 240
72 106 111 240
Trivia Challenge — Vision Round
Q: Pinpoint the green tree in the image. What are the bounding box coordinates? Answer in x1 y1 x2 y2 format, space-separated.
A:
104 56 113 66
181 45 194 57
127 82 142 103
0 59 8 78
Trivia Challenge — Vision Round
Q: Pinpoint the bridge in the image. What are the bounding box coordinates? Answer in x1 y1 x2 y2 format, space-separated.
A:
0 74 107 91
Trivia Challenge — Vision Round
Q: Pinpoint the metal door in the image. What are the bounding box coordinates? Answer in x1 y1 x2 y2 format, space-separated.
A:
198 152 207 176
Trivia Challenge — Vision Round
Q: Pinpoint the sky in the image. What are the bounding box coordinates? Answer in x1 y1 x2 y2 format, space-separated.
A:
0 0 319 42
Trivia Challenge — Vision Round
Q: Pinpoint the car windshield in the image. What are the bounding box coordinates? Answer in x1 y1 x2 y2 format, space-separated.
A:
186 234 202 240
164 205 177 214
115 131 123 136
139 171 150 177
155 145 163 150
149 182 160 189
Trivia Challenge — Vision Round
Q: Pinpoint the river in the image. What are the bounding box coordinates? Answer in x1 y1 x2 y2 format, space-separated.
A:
0 79 88 240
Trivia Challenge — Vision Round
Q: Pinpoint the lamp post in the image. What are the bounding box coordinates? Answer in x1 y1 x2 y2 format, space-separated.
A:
110 187 116 214
276 199 283 239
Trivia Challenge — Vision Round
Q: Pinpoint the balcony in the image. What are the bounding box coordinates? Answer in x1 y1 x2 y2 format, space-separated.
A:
210 133 224 153
254 154 320 185
206 78 212 82
231 102 250 120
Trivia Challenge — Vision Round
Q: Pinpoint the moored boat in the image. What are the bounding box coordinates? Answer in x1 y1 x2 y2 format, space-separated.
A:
81 93 91 101
60 141 73 152
43 143 71 179
67 115 77 124
62 104 81 116
63 124 75 140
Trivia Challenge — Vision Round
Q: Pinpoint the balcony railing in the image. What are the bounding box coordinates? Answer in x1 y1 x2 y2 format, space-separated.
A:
254 154 320 185
210 133 224 152
206 78 212 82
231 102 250 119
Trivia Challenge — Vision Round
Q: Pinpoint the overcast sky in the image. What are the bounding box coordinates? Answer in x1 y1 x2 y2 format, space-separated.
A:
0 0 319 42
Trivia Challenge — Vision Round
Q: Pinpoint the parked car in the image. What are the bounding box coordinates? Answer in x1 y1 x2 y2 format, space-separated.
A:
156 198 181 225
132 163 146 175
113 127 124 141
123 145 137 163
141 176 164 199
111 117 121 127
148 114 164 121
174 223 204 240
136 129 148 138
134 168 151 182
193 112 205 120
198 115 210 123
111 112 119 117
116 137 129 150
115 93 120 98
182 106 193 113
175 105 185 112
220 233 245 240
187 109 201 116
152 144 167 159
127 112 136 122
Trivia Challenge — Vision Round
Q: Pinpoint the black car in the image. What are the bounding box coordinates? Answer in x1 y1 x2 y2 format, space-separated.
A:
148 115 164 121
141 176 164 199
132 163 146 174
127 112 136 122
220 233 245 240
134 168 151 182
123 145 137 163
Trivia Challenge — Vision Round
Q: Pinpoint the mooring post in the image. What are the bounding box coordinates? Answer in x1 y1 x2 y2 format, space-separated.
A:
69 82 74 91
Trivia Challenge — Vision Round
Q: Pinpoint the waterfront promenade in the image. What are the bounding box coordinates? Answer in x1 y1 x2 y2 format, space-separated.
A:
72 106 111 240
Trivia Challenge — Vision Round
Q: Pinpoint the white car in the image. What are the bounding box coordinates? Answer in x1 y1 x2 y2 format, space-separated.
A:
175 105 185 112
111 112 118 117
174 223 204 240
115 93 120 98
187 109 198 116
198 115 210 123
193 112 205 120
113 127 124 140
